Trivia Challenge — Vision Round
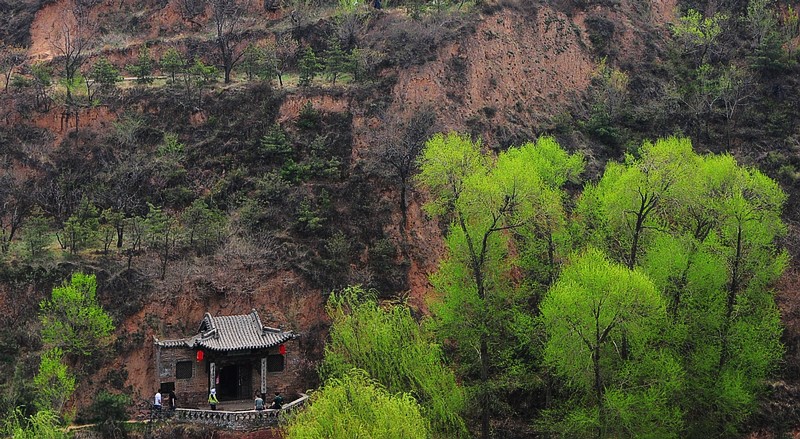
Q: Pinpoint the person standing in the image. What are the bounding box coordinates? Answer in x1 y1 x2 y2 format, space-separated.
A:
270 391 283 409
208 388 219 410
154 389 162 411
254 393 264 411
169 390 177 411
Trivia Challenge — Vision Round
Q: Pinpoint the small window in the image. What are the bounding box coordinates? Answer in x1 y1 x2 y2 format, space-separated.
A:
267 354 285 372
160 382 175 393
176 361 193 379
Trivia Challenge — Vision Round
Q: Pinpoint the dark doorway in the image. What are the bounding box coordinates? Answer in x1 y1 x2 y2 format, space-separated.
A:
217 365 239 400
217 363 253 400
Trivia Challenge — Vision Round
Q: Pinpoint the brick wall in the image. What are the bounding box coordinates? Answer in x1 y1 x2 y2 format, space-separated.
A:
155 340 302 409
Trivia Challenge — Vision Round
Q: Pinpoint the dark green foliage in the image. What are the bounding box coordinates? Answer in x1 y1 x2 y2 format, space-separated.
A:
84 390 131 433
128 46 154 85
88 57 120 92
260 123 292 157
181 198 226 254
323 36 350 85
241 43 277 82
298 46 321 87
296 101 320 130
159 47 185 84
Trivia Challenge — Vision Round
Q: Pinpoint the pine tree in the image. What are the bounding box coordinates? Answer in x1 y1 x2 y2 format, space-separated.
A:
298 46 321 87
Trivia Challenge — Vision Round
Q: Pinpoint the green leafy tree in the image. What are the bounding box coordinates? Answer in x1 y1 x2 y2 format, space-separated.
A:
671 9 729 65
241 43 276 81
188 59 218 106
320 286 467 436
260 123 292 157
539 248 681 438
298 46 321 87
33 347 76 413
88 57 120 95
581 137 787 436
181 198 226 254
145 203 181 279
577 137 698 269
285 369 430 439
160 47 186 84
22 212 51 260
39 273 115 359
128 45 154 84
323 36 349 85
58 197 100 255
417 132 583 439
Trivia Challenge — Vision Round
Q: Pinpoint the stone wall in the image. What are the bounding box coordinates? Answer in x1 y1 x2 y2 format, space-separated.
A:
172 394 308 431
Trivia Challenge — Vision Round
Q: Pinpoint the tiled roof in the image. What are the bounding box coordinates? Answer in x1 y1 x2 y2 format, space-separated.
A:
156 310 295 352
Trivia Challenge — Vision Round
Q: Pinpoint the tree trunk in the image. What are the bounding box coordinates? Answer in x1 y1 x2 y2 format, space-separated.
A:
481 335 490 439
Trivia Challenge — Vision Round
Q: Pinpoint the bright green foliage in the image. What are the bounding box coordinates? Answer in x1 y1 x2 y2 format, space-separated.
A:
2 407 66 439
298 47 321 87
60 197 100 254
657 153 786 436
577 137 698 268
286 369 430 439
671 9 729 63
417 132 583 439
539 248 682 438
158 132 185 157
88 57 120 92
160 47 185 84
39 273 114 358
128 45 154 84
580 136 787 436
33 347 76 413
323 36 349 85
320 286 467 436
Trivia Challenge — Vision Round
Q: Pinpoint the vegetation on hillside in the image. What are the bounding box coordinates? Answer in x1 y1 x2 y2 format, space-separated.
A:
0 0 798 437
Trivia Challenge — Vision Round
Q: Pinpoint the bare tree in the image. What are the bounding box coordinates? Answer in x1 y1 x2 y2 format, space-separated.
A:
210 0 251 83
274 33 298 87
1 43 27 93
0 169 33 253
370 106 437 236
50 1 97 104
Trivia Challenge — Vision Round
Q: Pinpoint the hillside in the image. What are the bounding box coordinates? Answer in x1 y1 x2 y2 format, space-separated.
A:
1 0 800 437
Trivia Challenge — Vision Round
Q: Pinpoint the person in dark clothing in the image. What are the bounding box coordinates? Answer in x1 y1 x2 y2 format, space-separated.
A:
270 391 283 409
169 390 177 411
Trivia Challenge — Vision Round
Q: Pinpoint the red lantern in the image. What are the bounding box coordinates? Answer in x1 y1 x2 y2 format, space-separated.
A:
279 344 286 355
196 350 204 362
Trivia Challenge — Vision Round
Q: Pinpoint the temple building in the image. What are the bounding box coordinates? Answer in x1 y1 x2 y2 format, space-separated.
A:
154 309 298 408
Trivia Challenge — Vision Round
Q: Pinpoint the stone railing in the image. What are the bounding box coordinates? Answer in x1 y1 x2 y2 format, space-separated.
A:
172 394 309 430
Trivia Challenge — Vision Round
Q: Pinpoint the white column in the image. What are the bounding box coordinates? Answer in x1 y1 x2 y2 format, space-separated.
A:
209 362 216 391
261 357 267 395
